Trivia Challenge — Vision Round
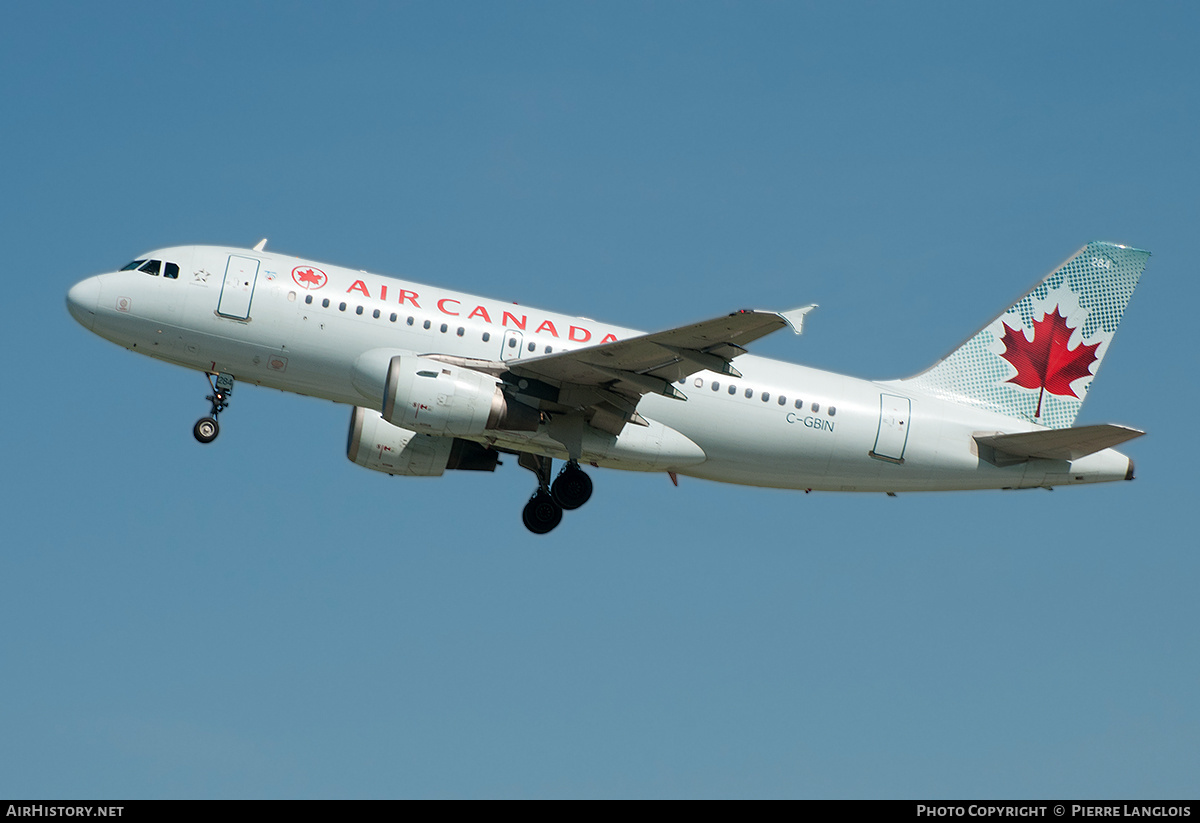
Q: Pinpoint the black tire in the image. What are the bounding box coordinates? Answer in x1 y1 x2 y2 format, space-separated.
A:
193 417 219 444
522 490 563 534
552 465 593 510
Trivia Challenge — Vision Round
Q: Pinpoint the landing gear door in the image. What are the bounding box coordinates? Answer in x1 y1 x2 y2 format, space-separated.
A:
217 255 260 320
870 394 911 463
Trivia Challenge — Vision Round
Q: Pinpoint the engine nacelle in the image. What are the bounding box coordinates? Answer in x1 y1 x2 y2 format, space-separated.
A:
382 354 539 436
347 407 500 476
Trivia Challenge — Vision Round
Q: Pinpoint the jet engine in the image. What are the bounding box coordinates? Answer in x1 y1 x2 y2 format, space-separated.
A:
347 406 500 476
382 354 539 437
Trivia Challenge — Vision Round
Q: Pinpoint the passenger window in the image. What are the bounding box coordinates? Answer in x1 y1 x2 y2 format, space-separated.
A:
482 332 490 342
406 316 414 325
356 305 364 315
139 260 161 276
778 396 786 406
322 298 330 308
164 262 179 279
423 320 431 330
694 378 703 388
811 402 819 413
728 385 737 395
712 381 720 391
545 346 552 353
828 406 836 416
373 309 380 319
745 388 753 399
339 302 347 311
440 323 448 333
305 294 313 305
390 313 397 322
457 327 465 337
527 342 535 352
795 399 803 409
761 392 769 402
508 338 517 348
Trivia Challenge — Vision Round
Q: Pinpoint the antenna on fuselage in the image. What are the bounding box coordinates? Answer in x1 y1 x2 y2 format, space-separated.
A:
253 238 267 251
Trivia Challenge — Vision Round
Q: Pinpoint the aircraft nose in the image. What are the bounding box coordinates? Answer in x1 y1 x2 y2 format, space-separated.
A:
66 276 101 330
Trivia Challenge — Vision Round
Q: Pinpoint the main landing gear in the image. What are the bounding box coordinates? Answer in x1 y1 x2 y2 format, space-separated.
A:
193 373 234 444
519 455 594 534
552 461 593 510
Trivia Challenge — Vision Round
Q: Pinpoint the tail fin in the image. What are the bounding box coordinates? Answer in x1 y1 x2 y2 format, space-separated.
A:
898 241 1149 429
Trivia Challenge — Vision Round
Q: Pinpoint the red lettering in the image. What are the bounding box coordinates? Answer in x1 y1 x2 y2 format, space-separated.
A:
379 284 388 301
467 305 492 323
437 298 461 316
569 326 591 342
600 334 618 343
398 290 421 308
502 312 527 329
535 320 559 338
347 280 371 297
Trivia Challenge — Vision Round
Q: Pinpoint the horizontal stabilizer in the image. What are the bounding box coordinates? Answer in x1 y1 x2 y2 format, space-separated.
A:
974 424 1144 462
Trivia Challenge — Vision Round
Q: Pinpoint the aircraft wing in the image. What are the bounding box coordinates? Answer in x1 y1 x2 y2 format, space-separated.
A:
501 306 816 434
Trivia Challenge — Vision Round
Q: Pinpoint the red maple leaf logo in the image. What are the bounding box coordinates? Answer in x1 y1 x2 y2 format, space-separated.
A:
999 306 1100 418
291 266 327 289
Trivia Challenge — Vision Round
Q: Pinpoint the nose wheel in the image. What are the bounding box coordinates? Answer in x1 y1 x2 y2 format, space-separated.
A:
194 373 234 444
193 416 219 443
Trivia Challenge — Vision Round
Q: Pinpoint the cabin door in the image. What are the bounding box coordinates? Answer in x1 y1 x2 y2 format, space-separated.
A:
870 394 911 463
217 255 260 320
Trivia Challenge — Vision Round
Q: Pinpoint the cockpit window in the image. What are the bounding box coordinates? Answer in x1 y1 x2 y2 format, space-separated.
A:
120 259 147 271
164 262 179 279
138 260 162 276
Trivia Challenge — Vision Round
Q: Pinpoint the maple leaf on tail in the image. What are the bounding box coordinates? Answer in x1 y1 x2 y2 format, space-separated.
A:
999 306 1100 418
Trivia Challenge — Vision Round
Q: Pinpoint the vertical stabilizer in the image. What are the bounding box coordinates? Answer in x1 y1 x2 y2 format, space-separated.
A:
898 242 1149 429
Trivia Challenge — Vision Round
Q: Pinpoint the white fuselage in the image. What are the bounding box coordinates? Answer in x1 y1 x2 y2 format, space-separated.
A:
66 245 1134 492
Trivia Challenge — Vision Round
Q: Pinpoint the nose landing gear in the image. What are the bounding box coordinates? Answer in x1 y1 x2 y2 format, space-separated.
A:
193 373 234 444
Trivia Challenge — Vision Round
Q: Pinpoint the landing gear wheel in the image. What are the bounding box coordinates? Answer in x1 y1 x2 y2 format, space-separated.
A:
193 417 219 444
522 490 563 534
552 463 593 510
194 373 233 445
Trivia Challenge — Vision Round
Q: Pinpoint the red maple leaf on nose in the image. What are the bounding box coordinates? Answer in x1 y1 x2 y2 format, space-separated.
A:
999 306 1100 418
296 268 323 285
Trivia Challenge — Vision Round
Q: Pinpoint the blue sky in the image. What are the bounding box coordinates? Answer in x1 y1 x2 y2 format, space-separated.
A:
3 1 1197 798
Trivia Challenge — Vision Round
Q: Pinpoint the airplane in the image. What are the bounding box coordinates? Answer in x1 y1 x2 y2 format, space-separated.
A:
66 240 1149 534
